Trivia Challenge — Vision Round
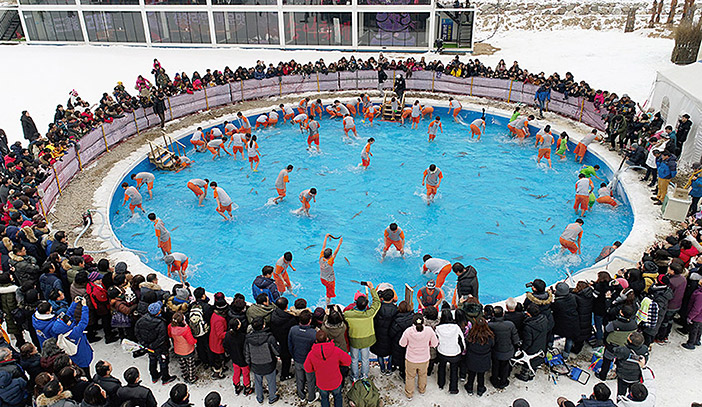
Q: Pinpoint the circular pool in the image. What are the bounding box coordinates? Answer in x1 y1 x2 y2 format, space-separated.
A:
109 106 633 304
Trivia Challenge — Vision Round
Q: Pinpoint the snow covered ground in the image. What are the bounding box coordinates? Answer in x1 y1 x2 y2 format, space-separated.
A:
0 29 675 144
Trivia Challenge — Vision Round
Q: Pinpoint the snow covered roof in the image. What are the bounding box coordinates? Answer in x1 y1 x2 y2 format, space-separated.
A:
656 61 702 109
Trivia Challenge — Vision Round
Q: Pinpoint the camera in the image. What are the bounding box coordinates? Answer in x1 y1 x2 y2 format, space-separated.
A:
360 281 368 287
525 282 533 288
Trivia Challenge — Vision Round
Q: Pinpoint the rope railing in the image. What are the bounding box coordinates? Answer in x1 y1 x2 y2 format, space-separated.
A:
36 70 608 217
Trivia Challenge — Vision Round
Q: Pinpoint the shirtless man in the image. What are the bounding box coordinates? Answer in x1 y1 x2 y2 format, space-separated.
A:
187 178 209 206
299 188 317 217
121 182 144 214
382 222 405 260
148 212 171 256
131 171 155 199
273 165 293 204
422 164 443 203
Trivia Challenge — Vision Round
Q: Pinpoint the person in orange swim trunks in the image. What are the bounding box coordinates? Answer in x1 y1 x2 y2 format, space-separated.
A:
299 188 317 217
360 138 374 168
121 182 144 215
190 127 206 152
364 104 381 126
131 171 155 199
422 164 443 203
273 165 293 204
307 118 321 151
187 178 209 206
298 97 310 115
422 254 453 288
448 97 462 122
237 112 251 134
267 110 279 127
309 99 323 118
422 105 434 120
400 106 412 125
320 233 343 305
507 115 534 139
535 125 554 168
596 183 618 207
274 251 296 294
280 103 295 123
211 181 237 220
164 252 189 283
559 219 584 255
574 173 594 217
207 137 232 160
255 114 269 129
427 116 443 142
382 222 405 260
343 114 358 139
292 113 309 132
148 212 172 256
410 100 422 129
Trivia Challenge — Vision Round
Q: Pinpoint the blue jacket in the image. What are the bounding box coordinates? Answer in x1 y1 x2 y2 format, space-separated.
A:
287 324 317 364
39 273 63 300
32 311 59 346
48 299 69 316
535 86 551 102
52 304 92 368
691 177 702 198
657 155 678 179
0 370 27 407
252 276 280 303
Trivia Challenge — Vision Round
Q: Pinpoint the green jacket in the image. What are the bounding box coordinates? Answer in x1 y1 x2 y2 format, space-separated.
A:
344 288 381 349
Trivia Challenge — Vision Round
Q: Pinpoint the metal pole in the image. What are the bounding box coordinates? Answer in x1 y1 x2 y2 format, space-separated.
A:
38 197 47 219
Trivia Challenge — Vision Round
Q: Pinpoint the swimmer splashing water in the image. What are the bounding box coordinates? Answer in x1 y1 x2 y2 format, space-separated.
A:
381 222 405 261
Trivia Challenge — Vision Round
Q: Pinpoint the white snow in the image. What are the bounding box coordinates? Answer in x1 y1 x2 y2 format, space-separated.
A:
0 29 674 144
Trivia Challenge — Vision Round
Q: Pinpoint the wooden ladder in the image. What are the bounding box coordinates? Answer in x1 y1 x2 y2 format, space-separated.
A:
381 90 405 121
147 135 187 171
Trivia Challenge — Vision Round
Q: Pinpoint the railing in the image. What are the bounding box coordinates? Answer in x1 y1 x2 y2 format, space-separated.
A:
35 70 607 218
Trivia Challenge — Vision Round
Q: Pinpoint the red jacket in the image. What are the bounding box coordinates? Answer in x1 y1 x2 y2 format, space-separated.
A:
209 312 227 354
168 324 196 356
303 341 351 390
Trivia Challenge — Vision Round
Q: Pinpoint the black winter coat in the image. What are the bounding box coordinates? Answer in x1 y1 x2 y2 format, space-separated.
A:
244 329 279 375
551 292 579 339
524 291 554 331
115 383 157 407
269 308 296 359
613 342 648 383
370 302 397 357
488 317 520 360
389 311 413 363
521 313 549 354
134 314 169 353
592 281 614 316
91 374 122 407
223 328 247 367
504 311 525 334
465 337 494 373
574 287 594 342
455 266 479 299
21 114 39 141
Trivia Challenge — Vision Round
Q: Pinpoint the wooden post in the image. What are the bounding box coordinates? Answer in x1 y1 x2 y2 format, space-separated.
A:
649 0 658 27
50 163 62 195
279 77 282 97
38 197 47 219
100 124 110 152
203 86 210 110
167 96 173 120
239 79 245 101
133 111 140 136
228 82 233 103
625 7 637 32
470 76 474 96
316 72 320 92
667 0 678 23
74 145 83 171
507 80 514 103
579 98 585 122
431 71 435 92
656 0 663 23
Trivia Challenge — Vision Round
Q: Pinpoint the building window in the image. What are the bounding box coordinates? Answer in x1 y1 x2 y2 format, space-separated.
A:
359 12 429 47
284 12 351 46
23 11 83 41
19 0 74 4
147 12 211 43
84 11 146 43
358 0 430 5
212 0 276 5
144 0 207 4
80 0 140 5
214 12 278 45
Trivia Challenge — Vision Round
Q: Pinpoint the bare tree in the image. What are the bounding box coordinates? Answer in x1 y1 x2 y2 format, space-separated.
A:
667 0 679 23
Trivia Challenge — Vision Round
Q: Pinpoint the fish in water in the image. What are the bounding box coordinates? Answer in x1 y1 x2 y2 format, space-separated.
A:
327 188 337 191
249 188 254 193
478 172 481 177
398 211 409 215
550 224 556 229
476 257 490 261
246 174 249 178
365 191 368 196
344 257 351 265
546 217 552 222
458 151 468 156
351 211 363 220
593 233 601 238
520 220 526 226
299 167 309 171
496 221 500 227
536 194 548 199
400 162 405 166
367 202 372 207
486 231 498 235
165 183 175 187
515 177 525 181
131 232 144 237
521 187 531 191
539 229 544 234
303 244 317 250
318 173 326 176
170 226 179 232
452 256 464 260
261 178 266 182
479 166 487 169
442 153 446 156
271 161 279 164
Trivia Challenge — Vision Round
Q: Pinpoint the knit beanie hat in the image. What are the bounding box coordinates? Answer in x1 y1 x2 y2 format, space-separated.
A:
148 301 162 316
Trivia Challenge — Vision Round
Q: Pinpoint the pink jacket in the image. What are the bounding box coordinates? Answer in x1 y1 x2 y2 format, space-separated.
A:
168 324 196 356
399 325 438 363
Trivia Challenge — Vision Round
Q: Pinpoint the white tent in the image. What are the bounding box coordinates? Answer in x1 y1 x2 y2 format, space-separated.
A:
648 61 702 163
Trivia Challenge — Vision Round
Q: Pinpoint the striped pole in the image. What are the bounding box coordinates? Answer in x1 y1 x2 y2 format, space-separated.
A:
38 197 47 219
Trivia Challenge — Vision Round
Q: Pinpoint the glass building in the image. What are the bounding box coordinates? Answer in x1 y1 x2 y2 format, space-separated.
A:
16 0 474 50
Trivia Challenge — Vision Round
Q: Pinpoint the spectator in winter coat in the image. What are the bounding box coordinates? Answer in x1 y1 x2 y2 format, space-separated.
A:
245 294 275 325
8 245 40 286
304 331 351 407
134 301 175 385
370 289 397 375
516 304 549 382
20 111 39 142
504 297 525 333
52 298 92 376
36 380 79 407
616 367 656 407
288 310 317 403
91 361 122 407
209 298 228 379
0 273 22 345
244 317 280 404
612 332 648 396
434 309 465 394
343 283 380 381
654 150 676 204
523 279 554 335
399 313 438 400
19 343 41 392
656 262 686 342
0 368 27 407
115 367 157 407
40 265 64 301
557 382 616 407
321 307 349 352
160 383 190 407
551 282 580 358
223 318 252 396
251 266 280 303
572 281 595 354
269 297 297 381
599 305 637 381
675 114 692 155
451 263 479 306
534 83 551 118
488 306 520 389
191 287 212 369
464 317 494 396
389 300 414 378
683 279 702 350
167 313 197 384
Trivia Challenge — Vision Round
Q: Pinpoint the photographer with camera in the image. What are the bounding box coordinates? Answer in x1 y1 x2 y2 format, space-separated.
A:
52 296 92 377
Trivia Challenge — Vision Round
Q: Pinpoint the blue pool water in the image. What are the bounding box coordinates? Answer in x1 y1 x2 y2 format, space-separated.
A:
109 107 634 304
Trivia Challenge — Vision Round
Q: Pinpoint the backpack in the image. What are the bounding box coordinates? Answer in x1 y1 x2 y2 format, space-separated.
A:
188 303 209 338
347 378 380 407
252 281 275 304
86 282 110 315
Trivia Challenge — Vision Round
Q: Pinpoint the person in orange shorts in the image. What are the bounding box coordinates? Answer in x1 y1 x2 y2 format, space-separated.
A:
247 135 260 171
208 126 223 141
173 155 192 173
507 114 534 139
224 120 238 137
292 113 309 132
343 114 358 139
190 127 206 152
228 131 246 160
309 99 323 118
364 104 381 126
360 138 374 168
267 110 279 127
273 165 293 204
346 99 359 116
148 212 172 256
381 222 405 260
210 181 237 220
237 112 251 134
596 183 618 207
422 105 434 120
422 164 443 203
164 252 189 283
279 103 295 123
334 100 350 117
307 118 321 151
207 137 232 161
470 116 486 141
255 114 269 129
416 280 444 310
573 129 601 164
410 100 422 129
400 106 412 125
427 116 443 142
448 97 462 122
574 173 594 217
320 233 343 305
131 171 155 199
422 254 452 288
535 125 554 168
187 178 209 206
559 219 584 255
299 188 317 217
298 97 310 115
121 182 144 215
274 251 296 294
